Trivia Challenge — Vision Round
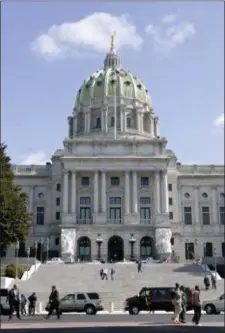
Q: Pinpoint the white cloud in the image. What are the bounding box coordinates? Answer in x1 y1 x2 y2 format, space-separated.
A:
20 151 49 165
145 16 196 54
162 14 177 24
31 12 143 59
213 113 224 127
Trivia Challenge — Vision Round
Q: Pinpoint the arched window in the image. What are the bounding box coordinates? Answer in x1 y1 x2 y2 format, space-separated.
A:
140 236 153 259
78 237 91 262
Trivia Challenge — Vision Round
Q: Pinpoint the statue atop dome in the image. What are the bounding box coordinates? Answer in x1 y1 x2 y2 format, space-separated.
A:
110 31 116 53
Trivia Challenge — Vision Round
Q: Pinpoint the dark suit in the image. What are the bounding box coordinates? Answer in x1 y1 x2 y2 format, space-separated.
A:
8 288 21 319
46 290 60 318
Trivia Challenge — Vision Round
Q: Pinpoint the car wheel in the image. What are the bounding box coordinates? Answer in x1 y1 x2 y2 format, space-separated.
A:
205 304 216 315
129 306 139 315
85 305 96 315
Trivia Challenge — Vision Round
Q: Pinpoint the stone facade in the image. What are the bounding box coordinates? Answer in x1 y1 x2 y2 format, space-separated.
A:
6 41 225 262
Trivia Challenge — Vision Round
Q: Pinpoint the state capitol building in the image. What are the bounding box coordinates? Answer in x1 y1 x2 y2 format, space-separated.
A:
8 37 224 263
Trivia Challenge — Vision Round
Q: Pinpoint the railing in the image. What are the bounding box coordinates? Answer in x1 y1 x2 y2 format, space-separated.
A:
140 219 151 225
76 219 93 225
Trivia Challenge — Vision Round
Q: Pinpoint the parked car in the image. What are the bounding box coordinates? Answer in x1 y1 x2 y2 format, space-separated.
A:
0 288 10 315
45 292 103 315
46 258 64 264
202 294 225 314
124 287 193 315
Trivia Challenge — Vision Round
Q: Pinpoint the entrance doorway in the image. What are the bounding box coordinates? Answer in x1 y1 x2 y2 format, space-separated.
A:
108 236 124 262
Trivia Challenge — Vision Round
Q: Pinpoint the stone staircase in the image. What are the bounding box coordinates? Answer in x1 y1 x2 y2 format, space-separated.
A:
15 262 224 311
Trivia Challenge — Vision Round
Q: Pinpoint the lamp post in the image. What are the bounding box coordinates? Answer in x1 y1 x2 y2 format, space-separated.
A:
96 234 103 260
27 247 30 280
15 241 20 279
46 237 49 263
213 247 217 281
40 238 44 263
34 241 38 272
129 233 136 261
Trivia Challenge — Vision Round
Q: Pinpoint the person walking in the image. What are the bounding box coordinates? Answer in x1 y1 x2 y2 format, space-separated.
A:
8 284 21 320
211 274 217 289
203 275 210 290
179 286 187 323
20 294 27 315
103 268 108 280
45 286 61 319
137 261 142 273
28 292 37 315
171 283 182 324
110 268 115 280
192 285 202 326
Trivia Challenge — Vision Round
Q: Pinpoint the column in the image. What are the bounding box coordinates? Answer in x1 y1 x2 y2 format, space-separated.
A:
71 171 76 214
120 110 124 132
101 171 106 213
94 171 99 213
123 111 127 132
29 186 33 213
155 117 159 136
161 171 169 213
101 110 104 133
140 113 144 134
63 170 69 214
212 187 217 224
194 186 200 224
73 116 77 136
132 171 138 214
150 116 155 137
137 112 141 132
104 108 108 132
154 171 161 214
124 171 130 214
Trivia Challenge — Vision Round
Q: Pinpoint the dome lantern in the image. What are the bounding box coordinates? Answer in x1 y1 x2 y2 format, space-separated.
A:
104 32 121 70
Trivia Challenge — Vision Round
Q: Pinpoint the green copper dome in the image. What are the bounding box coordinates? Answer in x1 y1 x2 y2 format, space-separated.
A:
75 35 151 110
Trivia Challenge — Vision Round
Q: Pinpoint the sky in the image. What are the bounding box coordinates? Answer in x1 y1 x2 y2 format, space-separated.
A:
2 1 224 165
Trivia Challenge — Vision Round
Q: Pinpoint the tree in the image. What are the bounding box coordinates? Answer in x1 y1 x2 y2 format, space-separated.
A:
0 143 31 252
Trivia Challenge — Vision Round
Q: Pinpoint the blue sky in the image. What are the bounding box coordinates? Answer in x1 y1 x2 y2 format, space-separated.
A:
2 1 224 165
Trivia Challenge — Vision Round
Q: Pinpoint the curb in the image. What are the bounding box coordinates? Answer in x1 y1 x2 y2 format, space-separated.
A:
33 310 224 315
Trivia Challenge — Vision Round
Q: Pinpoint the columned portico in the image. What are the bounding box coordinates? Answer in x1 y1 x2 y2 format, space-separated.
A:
132 171 138 214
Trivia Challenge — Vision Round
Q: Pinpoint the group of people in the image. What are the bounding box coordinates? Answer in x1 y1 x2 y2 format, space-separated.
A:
7 284 37 320
203 274 217 290
171 283 202 326
99 267 115 280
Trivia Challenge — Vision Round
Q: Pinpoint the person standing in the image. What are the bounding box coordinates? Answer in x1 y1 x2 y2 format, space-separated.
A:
110 268 115 280
204 275 210 290
45 286 60 319
8 284 21 320
20 294 27 315
192 285 202 326
179 286 187 323
137 261 142 273
171 283 182 324
211 274 217 289
28 292 37 315
103 268 108 280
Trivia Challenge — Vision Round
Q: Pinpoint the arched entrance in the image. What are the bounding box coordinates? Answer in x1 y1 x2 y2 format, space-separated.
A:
140 236 154 259
78 237 91 262
108 236 124 262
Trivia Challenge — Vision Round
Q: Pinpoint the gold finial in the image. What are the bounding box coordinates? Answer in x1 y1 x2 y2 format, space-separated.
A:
110 31 116 52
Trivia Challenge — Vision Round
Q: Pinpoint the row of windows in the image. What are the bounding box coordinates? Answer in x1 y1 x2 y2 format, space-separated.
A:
183 206 225 225
92 116 133 130
185 242 225 259
55 179 174 188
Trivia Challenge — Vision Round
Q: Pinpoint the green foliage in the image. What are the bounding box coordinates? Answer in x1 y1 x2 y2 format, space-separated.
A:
0 144 31 252
4 264 26 279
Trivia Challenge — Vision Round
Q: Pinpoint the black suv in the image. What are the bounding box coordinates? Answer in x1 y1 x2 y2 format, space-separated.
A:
124 287 193 315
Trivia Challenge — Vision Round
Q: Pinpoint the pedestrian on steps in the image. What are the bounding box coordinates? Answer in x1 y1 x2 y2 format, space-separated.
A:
45 285 61 320
192 285 202 326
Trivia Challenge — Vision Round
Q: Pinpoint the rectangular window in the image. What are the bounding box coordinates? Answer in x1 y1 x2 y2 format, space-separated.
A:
222 242 225 257
87 293 99 300
56 198 60 206
79 207 92 224
110 117 115 127
220 207 225 225
56 212 60 220
55 237 59 245
56 184 61 192
109 207 121 224
185 242 195 260
80 197 91 205
77 293 86 300
111 177 120 186
81 177 90 186
202 206 210 225
141 177 149 186
109 197 121 205
169 197 173 205
127 118 131 128
140 197 151 205
36 207 45 225
204 242 213 257
96 117 101 129
168 184 172 191
184 207 192 225
140 207 151 224
170 237 174 246
169 212 173 220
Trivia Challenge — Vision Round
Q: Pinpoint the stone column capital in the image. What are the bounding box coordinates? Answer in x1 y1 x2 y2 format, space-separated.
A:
63 169 69 175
